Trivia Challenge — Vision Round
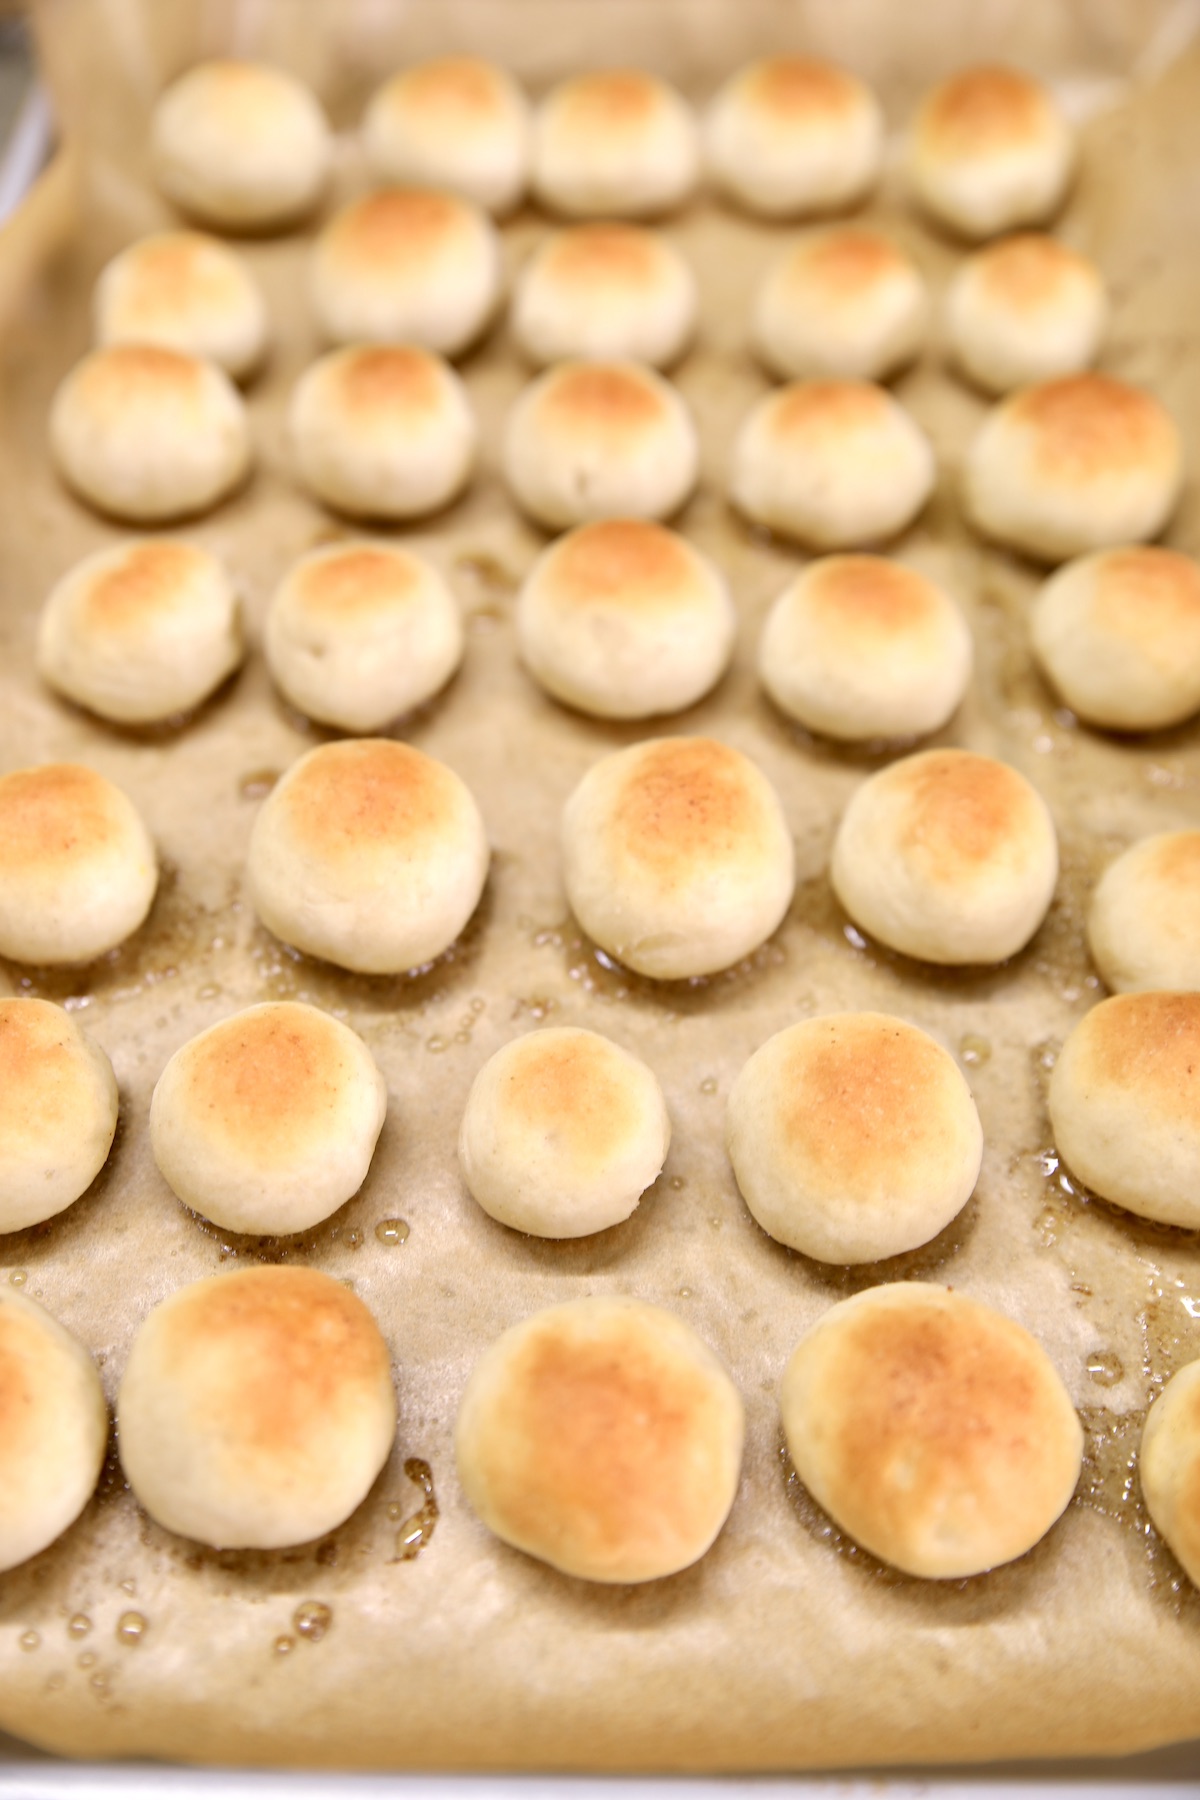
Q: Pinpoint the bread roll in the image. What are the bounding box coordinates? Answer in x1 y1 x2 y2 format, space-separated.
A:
247 739 488 975
947 234 1107 395
1088 832 1200 995
0 1290 108 1574
504 361 697 530
93 231 269 380
727 1013 982 1263
0 998 118 1233
908 65 1074 240
151 60 331 230
1048 992 1200 1229
758 554 972 741
1141 1359 1200 1592
964 374 1182 563
531 70 699 219
117 1266 395 1549
456 1296 743 1582
37 539 243 726
830 748 1058 965
0 763 157 966
781 1284 1082 1578
50 344 250 523
150 1002 387 1235
512 224 696 369
753 227 928 383
731 379 934 549
517 518 734 719
265 541 463 733
289 345 477 520
561 736 795 980
705 56 882 218
362 57 531 215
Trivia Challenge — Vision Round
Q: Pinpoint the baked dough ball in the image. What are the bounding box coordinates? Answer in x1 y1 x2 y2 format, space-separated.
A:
531 70 699 219
1030 547 1200 731
265 542 463 733
1088 833 1200 995
37 539 243 726
362 57 531 216
289 345 477 521
117 1266 395 1549
516 518 734 719
151 60 331 231
0 998 119 1233
504 361 697 531
456 1296 743 1582
781 1284 1082 1578
1048 992 1200 1229
0 1290 107 1574
831 748 1058 965
150 1002 387 1236
459 1028 670 1238
512 225 696 369
1141 1359 1200 1591
758 555 972 741
93 231 269 380
247 739 488 975
0 763 157 966
907 65 1074 240
50 344 250 523
727 1014 982 1264
310 188 501 357
946 234 1106 395
705 56 883 219
561 736 795 980
753 228 929 383
963 375 1182 563
731 380 934 549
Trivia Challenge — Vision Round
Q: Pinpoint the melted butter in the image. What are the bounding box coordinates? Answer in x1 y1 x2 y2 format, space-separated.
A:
66 1614 91 1639
115 1611 147 1645
392 1458 439 1563
238 769 280 801
19 1631 39 1652
375 1218 410 1246
293 1600 332 1643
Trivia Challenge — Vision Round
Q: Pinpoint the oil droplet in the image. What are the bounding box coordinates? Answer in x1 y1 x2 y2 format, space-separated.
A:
77 1650 97 1669
345 1228 363 1249
67 1614 91 1639
116 1611 147 1646
293 1600 332 1643
19 1631 39 1652
375 1218 410 1246
959 1034 991 1068
89 1674 108 1692
239 768 280 800
426 1035 447 1054
470 998 486 1015
668 1176 685 1191
9 1269 27 1287
393 1458 439 1562
119 1579 136 1596
1087 1351 1125 1388
274 1635 295 1656
678 1287 692 1299
699 1077 717 1095
46 1672 64 1692
196 982 222 1001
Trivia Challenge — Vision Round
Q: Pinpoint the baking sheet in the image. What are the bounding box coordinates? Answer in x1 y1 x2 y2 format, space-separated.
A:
1 0 1200 1771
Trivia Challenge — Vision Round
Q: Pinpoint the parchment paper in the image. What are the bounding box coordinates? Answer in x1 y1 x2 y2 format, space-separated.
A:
1 0 1199 1769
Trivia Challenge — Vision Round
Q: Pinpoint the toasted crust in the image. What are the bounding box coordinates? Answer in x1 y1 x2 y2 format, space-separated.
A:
0 763 136 872
541 518 698 613
362 59 530 214
753 230 929 382
318 344 451 424
0 998 119 1232
532 70 698 219
706 56 882 217
290 544 425 619
93 231 268 378
741 55 868 120
607 737 777 877
970 233 1096 308
908 66 1072 239
1087 831 1200 995
946 234 1106 393
1018 375 1177 483
542 362 667 441
513 225 696 368
916 65 1055 156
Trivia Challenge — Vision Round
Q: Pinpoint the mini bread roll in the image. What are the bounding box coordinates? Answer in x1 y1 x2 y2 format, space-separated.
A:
1141 1359 1200 1592
504 361 697 531
946 234 1107 395
531 69 699 219
1048 992 1200 1229
517 518 734 719
561 736 795 980
831 748 1058 965
117 1266 395 1549
705 56 883 219
758 555 972 741
289 345 477 520
731 379 934 549
459 1028 670 1238
37 540 243 726
247 738 488 975
311 188 501 357
964 375 1182 562
456 1295 743 1582
753 228 929 383
151 60 331 230
1030 547 1200 731
0 1290 107 1574
362 57 531 215
50 344 250 524
1088 833 1200 995
265 542 463 733
93 231 269 380
727 1014 982 1263
150 1002 386 1236
781 1284 1082 1578
0 763 158 966
512 225 696 369
0 998 119 1234
908 66 1074 240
